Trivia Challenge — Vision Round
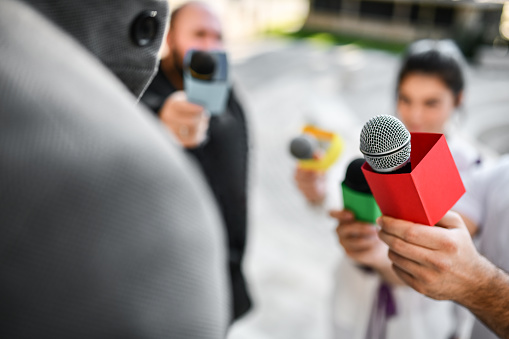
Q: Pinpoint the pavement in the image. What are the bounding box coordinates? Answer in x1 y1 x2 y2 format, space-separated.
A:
225 38 509 339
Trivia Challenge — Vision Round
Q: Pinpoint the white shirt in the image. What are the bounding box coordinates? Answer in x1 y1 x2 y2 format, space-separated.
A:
453 155 509 339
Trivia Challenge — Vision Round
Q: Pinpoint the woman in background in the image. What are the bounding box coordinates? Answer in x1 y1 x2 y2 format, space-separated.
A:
332 39 497 339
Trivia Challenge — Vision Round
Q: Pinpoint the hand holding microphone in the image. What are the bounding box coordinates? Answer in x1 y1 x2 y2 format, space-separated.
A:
357 115 471 285
291 134 326 203
329 158 403 283
378 211 482 300
290 125 343 204
331 209 394 273
159 91 210 149
160 49 229 148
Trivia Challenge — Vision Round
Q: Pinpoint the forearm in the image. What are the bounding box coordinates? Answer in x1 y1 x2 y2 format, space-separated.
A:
459 256 509 339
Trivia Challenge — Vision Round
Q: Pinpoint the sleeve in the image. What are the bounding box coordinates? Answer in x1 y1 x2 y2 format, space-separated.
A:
452 161 498 229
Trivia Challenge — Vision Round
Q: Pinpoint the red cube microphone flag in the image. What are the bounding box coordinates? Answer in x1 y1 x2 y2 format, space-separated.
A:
359 115 465 226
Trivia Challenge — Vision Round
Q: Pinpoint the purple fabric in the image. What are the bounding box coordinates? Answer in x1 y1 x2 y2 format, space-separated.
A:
378 282 397 318
365 282 397 339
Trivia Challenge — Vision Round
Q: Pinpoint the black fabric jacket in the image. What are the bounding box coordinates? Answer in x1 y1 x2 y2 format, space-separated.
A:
141 67 252 320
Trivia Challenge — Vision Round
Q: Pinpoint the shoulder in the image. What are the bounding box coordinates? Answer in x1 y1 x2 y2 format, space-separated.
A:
447 133 497 172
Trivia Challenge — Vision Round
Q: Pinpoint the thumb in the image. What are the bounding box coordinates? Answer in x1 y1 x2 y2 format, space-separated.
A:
436 211 467 230
329 209 354 221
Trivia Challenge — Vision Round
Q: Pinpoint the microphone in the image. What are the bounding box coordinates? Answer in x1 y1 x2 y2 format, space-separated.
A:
289 135 319 160
183 49 230 115
360 115 411 174
289 125 343 171
359 115 465 226
341 158 381 223
189 51 216 81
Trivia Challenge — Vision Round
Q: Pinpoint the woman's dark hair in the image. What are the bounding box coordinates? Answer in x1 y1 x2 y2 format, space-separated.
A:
397 40 465 100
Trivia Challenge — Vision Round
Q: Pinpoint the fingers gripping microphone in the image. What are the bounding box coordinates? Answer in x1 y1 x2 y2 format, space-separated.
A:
360 115 411 173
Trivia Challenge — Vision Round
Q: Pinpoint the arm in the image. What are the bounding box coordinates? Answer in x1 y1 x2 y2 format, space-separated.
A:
378 212 509 338
462 257 509 339
330 209 404 286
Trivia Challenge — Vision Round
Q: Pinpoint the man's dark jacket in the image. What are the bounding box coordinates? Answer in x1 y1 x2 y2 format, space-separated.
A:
142 68 252 320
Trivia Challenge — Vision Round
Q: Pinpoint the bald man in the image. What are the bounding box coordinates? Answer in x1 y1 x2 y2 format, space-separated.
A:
140 1 251 321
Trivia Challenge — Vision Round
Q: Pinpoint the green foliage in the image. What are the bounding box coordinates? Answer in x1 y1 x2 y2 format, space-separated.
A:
266 28 407 54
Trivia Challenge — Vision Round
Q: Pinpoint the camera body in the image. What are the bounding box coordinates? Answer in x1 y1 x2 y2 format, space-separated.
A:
183 49 230 115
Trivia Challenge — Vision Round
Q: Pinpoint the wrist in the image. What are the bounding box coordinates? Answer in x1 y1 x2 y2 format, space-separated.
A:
456 255 501 309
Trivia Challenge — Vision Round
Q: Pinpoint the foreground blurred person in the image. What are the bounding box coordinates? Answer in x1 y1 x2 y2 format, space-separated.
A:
0 0 229 338
141 1 252 320
379 158 509 339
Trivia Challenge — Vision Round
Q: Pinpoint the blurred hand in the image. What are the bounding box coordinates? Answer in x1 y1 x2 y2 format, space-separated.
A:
331 209 391 271
294 167 326 204
159 91 210 148
378 211 485 301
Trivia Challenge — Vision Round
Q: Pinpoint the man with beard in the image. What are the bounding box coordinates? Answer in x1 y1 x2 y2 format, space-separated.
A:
0 0 229 337
141 1 252 321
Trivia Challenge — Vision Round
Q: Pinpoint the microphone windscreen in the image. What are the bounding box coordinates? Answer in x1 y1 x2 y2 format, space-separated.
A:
360 115 411 173
343 158 371 194
189 51 216 80
290 135 317 159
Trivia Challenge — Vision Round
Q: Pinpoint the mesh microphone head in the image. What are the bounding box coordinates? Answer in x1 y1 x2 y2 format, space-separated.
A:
290 135 317 159
359 115 411 173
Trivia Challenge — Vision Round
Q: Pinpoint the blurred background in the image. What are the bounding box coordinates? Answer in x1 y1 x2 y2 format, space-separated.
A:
170 1 509 338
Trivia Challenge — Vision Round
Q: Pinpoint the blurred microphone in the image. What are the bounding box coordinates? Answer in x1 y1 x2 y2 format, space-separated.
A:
341 158 381 223
189 51 216 81
289 125 343 171
360 115 411 174
183 49 230 115
289 135 319 160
